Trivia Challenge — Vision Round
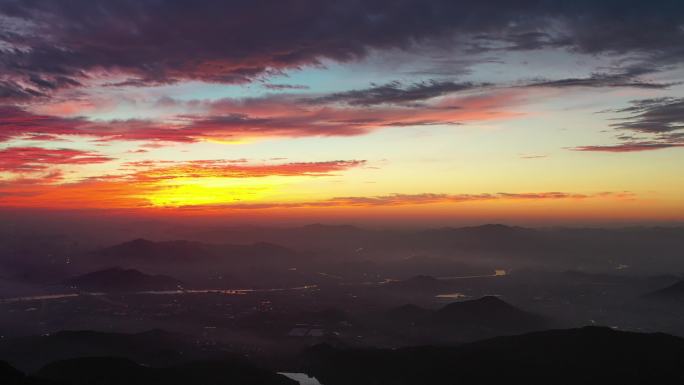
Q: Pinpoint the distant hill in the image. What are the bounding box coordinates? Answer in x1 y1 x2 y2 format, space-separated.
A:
383 296 550 342
176 224 684 273
90 239 303 274
434 296 547 331
303 326 684 385
96 239 212 262
64 268 182 292
646 280 684 300
182 224 371 252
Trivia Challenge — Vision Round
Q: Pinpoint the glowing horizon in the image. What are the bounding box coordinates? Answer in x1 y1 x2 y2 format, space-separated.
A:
1 1 683 224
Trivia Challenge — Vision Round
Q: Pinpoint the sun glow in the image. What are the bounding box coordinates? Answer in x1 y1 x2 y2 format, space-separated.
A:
143 177 277 207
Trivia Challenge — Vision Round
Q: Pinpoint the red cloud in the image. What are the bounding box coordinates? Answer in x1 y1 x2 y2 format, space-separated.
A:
0 89 523 144
0 107 82 142
0 146 113 173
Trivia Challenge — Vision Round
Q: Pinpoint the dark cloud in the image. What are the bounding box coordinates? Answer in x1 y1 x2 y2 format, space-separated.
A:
527 72 676 90
309 80 487 106
610 97 684 134
469 31 566 52
262 84 310 91
569 142 684 152
0 80 45 101
571 97 684 152
0 0 683 94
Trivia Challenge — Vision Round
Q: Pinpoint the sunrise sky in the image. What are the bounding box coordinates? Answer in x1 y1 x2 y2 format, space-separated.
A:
1 0 683 224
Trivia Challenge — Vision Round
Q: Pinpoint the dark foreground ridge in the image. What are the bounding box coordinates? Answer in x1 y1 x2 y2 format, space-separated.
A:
1 357 297 385
0 329 204 372
302 326 684 385
3 327 684 384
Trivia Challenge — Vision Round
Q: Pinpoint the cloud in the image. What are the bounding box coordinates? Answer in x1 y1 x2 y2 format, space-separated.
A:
0 106 82 142
162 191 636 210
569 142 684 152
121 159 367 181
0 146 112 173
0 80 45 101
572 97 684 152
0 148 625 210
0 170 64 187
262 84 310 91
1 0 683 95
0 180 635 210
527 71 676 90
186 90 523 140
0 158 368 208
610 98 684 134
322 191 631 207
0 90 523 143
519 154 548 159
309 80 488 106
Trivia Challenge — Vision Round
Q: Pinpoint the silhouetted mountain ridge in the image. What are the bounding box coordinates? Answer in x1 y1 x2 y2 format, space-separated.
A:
303 326 684 385
0 329 206 372
0 356 296 385
36 356 297 385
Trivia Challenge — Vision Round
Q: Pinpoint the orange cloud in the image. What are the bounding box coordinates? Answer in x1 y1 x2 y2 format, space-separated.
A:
122 159 367 181
168 191 636 210
0 159 368 208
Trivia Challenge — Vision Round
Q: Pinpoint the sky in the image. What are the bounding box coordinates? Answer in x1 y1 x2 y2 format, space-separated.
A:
0 0 683 225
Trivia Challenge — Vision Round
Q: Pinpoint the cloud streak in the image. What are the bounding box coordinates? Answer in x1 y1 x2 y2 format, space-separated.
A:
0 158 369 208
0 90 523 144
0 182 635 210
120 159 367 181
309 80 489 106
161 191 637 210
0 146 112 173
570 142 684 153
527 71 676 90
573 97 684 152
